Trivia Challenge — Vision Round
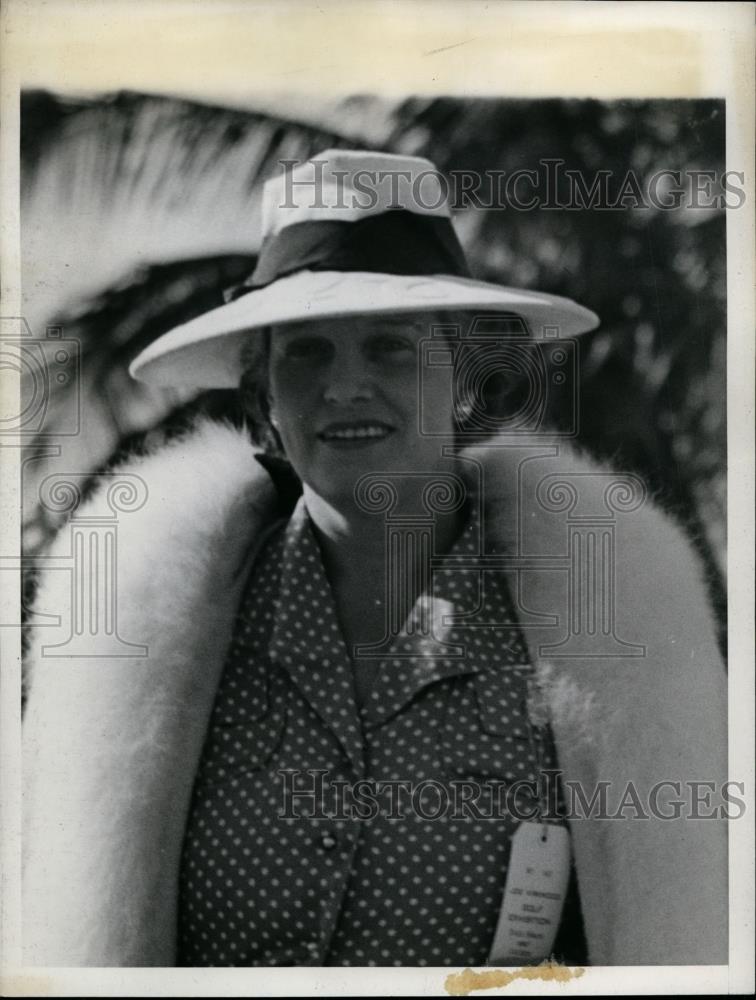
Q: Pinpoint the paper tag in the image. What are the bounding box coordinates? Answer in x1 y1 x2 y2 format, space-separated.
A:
488 821 571 965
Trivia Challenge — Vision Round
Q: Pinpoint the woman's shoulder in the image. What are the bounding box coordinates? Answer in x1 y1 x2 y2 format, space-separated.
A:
468 432 726 734
23 418 285 678
469 432 720 631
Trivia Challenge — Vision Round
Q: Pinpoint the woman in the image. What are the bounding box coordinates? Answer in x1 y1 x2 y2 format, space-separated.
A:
22 149 728 967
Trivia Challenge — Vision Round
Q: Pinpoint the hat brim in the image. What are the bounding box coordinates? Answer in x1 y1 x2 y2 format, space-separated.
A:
129 270 600 389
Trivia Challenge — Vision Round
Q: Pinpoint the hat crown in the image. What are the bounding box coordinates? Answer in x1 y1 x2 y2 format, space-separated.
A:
261 148 452 238
129 148 600 390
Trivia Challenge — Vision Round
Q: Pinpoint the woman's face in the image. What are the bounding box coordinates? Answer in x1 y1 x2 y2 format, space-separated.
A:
268 312 457 506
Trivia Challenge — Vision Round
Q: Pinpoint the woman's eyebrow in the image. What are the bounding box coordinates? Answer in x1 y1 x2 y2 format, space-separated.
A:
381 315 439 330
277 329 330 340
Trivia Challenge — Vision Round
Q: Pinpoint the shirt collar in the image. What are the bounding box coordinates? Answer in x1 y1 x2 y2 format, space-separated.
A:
269 495 530 735
268 497 365 774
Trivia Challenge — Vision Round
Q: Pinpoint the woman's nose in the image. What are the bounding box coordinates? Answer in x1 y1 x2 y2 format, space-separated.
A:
322 349 374 404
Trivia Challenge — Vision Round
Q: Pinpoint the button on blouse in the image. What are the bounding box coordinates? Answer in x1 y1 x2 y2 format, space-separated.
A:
177 496 583 967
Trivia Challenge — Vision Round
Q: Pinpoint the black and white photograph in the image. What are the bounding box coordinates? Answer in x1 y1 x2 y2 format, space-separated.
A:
1 1 753 994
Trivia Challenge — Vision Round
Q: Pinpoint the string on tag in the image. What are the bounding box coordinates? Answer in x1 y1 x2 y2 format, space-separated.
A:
524 674 561 828
487 672 572 965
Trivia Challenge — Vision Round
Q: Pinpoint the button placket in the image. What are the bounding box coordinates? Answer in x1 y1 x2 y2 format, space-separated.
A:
311 816 363 960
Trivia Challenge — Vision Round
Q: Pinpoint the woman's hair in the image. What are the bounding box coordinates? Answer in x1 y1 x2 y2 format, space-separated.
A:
238 327 281 453
238 311 536 454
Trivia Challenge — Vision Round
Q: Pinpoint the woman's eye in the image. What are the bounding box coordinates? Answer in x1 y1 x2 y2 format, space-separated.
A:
371 335 414 356
283 337 332 361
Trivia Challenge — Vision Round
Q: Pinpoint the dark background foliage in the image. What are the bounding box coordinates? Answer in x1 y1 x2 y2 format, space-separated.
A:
19 90 727 648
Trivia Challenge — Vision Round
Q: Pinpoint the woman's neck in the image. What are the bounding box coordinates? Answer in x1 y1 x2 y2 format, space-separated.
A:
302 483 466 590
301 483 468 677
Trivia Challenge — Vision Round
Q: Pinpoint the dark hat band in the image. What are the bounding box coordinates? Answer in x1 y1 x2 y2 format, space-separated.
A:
224 209 471 303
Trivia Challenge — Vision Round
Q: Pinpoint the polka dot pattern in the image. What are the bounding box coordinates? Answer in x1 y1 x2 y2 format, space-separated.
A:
177 498 572 967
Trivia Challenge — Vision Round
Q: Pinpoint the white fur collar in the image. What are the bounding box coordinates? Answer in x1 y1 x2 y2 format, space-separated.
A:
23 418 728 967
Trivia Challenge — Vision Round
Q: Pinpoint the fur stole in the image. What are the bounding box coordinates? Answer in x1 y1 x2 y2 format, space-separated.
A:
22 419 728 966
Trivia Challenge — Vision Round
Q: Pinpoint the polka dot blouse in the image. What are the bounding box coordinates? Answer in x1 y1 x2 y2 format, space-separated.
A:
177 496 585 967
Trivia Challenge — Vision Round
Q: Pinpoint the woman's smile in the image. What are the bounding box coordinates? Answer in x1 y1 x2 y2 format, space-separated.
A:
317 419 396 447
268 312 456 505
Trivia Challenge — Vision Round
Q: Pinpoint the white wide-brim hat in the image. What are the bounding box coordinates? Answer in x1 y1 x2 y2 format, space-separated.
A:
130 150 600 390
